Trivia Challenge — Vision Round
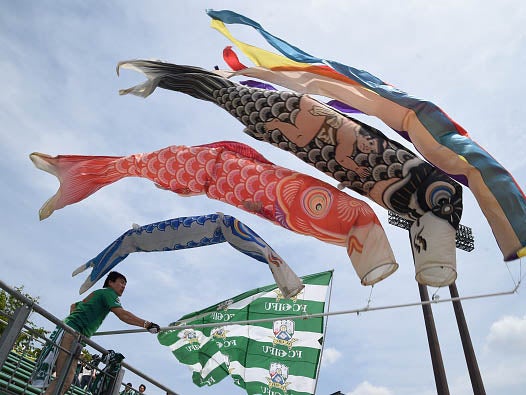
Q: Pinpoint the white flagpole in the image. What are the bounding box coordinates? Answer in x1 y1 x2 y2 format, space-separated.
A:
312 269 334 395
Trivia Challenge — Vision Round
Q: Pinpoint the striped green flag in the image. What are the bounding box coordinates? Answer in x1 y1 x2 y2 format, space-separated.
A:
158 270 333 395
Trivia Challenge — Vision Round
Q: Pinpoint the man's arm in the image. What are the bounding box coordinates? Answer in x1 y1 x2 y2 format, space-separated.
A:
110 307 160 333
111 307 146 327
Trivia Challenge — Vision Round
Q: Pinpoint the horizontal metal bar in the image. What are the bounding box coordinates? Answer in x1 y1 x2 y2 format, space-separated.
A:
93 284 519 336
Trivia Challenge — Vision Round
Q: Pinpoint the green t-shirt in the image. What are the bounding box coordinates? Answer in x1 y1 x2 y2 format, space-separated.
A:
64 287 122 338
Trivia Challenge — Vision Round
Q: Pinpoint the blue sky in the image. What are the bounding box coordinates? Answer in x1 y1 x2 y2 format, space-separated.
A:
1 1 526 394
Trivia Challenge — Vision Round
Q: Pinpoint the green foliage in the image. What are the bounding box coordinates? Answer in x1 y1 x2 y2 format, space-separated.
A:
0 286 49 360
81 348 93 362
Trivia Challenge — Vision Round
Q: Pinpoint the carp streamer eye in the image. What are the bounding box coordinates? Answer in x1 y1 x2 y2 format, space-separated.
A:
302 187 332 219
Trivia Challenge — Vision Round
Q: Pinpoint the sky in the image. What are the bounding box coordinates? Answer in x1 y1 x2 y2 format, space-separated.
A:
1 1 526 394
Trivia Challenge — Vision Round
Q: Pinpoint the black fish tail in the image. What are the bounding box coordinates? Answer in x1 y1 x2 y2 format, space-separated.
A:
118 60 234 103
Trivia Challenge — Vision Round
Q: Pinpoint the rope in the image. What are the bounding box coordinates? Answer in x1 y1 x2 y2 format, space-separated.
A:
517 257 525 292
505 261 518 288
431 287 442 301
366 284 374 309
504 256 525 291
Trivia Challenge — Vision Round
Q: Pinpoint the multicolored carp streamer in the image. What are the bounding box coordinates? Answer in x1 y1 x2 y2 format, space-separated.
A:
205 9 526 262
116 60 463 285
117 62 463 228
30 141 397 286
72 213 304 298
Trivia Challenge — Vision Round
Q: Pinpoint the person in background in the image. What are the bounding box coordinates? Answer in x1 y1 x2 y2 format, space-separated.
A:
120 381 135 395
79 357 97 389
138 383 146 393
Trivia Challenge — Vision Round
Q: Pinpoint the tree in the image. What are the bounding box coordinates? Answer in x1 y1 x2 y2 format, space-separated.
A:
0 285 49 360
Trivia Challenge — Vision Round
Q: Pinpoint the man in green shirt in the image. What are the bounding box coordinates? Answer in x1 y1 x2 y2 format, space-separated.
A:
42 271 160 395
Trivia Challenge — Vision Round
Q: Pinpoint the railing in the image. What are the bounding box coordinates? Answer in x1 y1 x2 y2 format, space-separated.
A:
0 279 179 395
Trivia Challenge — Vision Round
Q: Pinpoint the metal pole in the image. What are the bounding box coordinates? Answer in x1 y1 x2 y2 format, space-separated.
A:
0 305 32 367
387 211 482 394
111 366 126 395
408 228 450 395
51 334 83 395
93 286 517 335
449 282 486 394
418 283 450 395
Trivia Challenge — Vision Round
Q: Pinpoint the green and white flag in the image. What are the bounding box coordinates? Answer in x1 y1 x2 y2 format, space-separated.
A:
158 270 333 395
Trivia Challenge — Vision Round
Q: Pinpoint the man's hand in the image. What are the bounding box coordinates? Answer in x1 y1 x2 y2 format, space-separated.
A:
146 322 161 334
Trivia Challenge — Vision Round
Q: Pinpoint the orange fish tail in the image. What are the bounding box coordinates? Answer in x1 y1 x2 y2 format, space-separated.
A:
30 153 126 220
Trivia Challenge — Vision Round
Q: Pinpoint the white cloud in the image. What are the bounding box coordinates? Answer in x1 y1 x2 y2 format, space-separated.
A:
486 315 526 352
481 359 526 394
478 315 526 394
322 347 343 367
347 381 392 395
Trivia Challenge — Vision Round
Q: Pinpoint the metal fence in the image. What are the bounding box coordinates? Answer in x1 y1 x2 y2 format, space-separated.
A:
0 279 178 395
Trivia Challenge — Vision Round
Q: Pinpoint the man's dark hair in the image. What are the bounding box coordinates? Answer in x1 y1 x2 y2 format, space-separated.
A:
103 271 127 287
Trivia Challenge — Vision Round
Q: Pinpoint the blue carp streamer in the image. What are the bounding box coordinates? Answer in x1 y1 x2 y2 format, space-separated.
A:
73 213 303 297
